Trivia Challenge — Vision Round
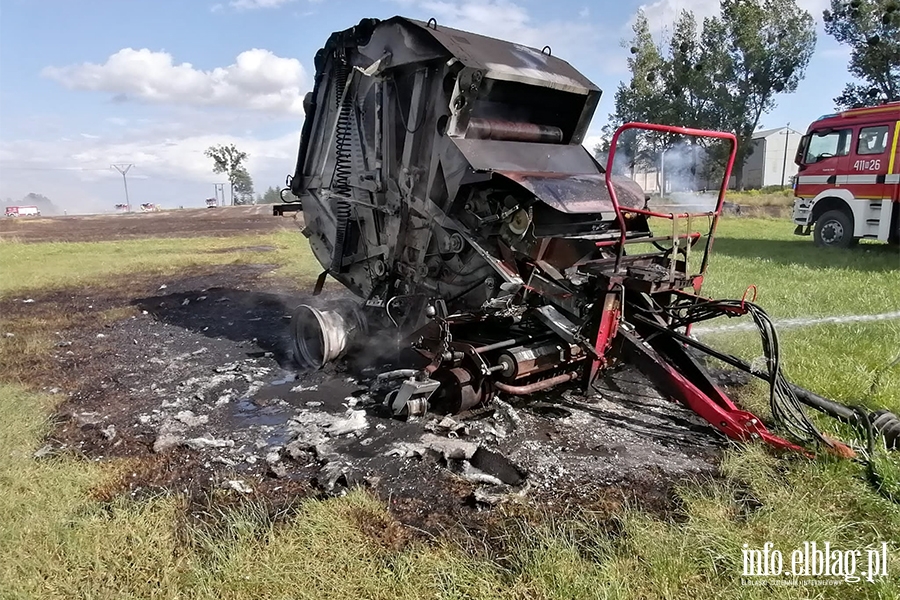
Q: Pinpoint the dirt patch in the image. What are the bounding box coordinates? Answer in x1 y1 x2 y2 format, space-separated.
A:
3 263 739 533
0 206 300 243
202 245 277 254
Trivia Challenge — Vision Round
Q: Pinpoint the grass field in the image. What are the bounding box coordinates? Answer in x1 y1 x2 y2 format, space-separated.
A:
1 215 899 599
725 187 795 208
0 230 321 296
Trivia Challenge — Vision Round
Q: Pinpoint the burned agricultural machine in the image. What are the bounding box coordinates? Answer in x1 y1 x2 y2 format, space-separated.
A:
277 16 900 460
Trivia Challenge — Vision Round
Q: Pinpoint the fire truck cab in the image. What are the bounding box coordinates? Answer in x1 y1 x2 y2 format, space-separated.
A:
792 101 900 248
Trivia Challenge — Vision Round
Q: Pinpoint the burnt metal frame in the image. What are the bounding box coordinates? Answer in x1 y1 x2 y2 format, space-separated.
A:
587 122 816 454
603 122 738 285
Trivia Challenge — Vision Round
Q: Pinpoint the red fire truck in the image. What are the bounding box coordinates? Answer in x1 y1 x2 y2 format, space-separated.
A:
792 101 900 248
5 205 41 217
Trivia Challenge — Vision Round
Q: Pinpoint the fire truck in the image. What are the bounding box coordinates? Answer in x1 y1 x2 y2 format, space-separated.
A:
5 205 41 217
792 101 900 248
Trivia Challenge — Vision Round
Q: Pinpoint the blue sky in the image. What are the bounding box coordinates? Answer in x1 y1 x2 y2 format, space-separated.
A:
0 0 851 213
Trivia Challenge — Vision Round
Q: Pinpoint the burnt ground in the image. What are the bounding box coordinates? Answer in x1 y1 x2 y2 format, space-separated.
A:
2 208 743 533
0 205 290 242
2 265 735 532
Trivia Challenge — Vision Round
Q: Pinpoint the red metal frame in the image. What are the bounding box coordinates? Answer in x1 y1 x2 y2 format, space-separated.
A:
630 331 812 456
587 123 828 456
603 122 738 280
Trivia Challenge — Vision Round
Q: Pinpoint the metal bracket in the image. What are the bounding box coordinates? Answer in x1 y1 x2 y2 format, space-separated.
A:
388 376 441 417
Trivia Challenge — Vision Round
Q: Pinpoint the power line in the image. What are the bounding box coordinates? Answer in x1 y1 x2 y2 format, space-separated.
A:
110 163 133 212
1 164 233 184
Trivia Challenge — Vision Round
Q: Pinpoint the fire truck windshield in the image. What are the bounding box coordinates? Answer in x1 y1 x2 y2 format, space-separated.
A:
804 127 852 164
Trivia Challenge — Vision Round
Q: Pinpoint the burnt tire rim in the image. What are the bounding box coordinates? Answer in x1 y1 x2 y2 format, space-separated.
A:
821 219 844 244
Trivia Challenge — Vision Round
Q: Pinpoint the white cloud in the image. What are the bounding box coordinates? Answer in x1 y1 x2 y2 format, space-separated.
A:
631 0 718 35
0 117 303 213
393 0 609 70
582 134 605 153
229 0 297 9
633 0 831 35
42 48 309 116
2 131 297 181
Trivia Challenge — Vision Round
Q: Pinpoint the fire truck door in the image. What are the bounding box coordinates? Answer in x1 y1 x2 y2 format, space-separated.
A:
801 126 853 182
848 122 897 240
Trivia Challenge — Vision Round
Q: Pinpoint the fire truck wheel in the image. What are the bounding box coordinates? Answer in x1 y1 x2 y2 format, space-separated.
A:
813 209 856 249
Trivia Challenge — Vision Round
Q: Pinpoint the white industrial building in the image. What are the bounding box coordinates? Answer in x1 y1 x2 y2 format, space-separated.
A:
742 126 803 189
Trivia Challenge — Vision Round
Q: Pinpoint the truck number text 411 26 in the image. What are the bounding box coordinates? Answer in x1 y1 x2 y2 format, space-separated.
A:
853 159 881 171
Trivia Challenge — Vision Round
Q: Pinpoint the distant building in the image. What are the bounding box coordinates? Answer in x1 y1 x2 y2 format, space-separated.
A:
742 126 803 189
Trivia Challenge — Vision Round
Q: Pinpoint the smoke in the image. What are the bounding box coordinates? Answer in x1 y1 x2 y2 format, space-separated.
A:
652 141 729 213
592 129 642 176
2 192 62 216
594 133 736 213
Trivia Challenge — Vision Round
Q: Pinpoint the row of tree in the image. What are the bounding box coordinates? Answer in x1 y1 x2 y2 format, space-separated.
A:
601 0 899 189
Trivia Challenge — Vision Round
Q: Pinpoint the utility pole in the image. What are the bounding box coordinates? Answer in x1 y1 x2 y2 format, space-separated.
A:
111 163 133 212
214 183 226 206
780 123 791 189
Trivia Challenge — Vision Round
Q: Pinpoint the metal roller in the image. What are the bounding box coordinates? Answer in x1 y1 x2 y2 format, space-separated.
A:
497 342 583 381
465 118 564 143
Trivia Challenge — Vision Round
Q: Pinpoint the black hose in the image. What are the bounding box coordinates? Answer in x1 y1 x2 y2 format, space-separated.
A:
638 299 835 448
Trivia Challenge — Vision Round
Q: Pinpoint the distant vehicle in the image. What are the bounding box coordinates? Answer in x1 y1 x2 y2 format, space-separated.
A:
206 198 218 208
114 204 129 212
5 205 41 217
792 101 899 247
140 203 160 212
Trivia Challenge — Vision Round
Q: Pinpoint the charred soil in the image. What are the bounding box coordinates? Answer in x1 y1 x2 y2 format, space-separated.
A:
0 205 287 243
1 207 741 535
3 262 734 534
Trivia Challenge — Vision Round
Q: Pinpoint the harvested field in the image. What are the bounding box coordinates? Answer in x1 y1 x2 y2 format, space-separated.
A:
0 205 290 243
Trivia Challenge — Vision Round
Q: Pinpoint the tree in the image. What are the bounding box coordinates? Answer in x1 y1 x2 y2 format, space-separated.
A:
232 167 255 205
256 186 283 204
716 0 817 188
824 0 900 108
605 12 672 182
608 0 817 189
205 143 252 205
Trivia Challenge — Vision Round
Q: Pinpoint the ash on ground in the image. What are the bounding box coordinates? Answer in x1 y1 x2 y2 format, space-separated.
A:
26 269 731 526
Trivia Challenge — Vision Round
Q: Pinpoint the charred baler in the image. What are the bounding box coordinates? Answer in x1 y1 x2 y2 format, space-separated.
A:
279 16 900 457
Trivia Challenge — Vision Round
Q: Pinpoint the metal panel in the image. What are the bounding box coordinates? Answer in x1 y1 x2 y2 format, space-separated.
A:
450 138 598 173
496 172 646 213
398 18 598 95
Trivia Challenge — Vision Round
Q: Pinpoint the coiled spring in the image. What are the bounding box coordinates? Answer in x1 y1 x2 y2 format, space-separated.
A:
330 59 353 272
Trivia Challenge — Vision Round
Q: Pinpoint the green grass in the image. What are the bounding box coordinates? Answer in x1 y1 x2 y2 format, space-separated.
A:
0 230 321 297
703 218 900 318
1 218 899 598
694 216 900 413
